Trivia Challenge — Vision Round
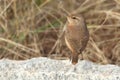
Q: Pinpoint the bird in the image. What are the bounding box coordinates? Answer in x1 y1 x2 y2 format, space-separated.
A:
65 14 89 65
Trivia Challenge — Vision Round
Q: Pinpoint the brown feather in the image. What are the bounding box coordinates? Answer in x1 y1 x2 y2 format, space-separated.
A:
65 14 89 65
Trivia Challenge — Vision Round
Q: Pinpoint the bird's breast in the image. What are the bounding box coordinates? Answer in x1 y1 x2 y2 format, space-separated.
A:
66 24 83 38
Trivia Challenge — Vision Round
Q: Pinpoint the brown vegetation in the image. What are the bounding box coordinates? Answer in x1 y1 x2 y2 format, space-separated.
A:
0 0 120 65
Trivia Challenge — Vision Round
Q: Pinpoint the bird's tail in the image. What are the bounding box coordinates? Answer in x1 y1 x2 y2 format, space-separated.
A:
72 53 79 65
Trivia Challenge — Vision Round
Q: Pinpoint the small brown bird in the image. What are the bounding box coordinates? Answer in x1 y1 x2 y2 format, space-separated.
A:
65 14 89 65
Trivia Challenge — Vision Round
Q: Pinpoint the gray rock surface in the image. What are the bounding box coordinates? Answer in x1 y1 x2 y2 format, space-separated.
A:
0 57 120 80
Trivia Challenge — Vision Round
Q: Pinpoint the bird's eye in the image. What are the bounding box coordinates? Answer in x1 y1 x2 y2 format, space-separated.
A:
72 16 77 19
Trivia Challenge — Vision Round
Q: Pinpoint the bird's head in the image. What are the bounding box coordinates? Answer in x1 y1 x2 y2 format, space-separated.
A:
67 14 84 26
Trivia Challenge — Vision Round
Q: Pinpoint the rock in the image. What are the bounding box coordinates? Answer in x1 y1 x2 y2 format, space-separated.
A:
0 57 119 80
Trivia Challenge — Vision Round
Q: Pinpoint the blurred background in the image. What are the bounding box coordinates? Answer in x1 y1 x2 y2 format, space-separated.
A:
0 0 120 65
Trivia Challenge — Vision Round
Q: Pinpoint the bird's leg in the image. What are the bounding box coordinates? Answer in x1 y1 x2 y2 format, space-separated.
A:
71 52 79 65
79 53 83 60
68 52 78 72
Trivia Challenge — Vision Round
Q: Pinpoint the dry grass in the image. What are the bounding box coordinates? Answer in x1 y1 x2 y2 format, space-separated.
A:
0 0 120 65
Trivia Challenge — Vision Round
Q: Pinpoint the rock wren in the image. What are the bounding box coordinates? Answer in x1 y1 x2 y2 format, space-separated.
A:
65 14 89 65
